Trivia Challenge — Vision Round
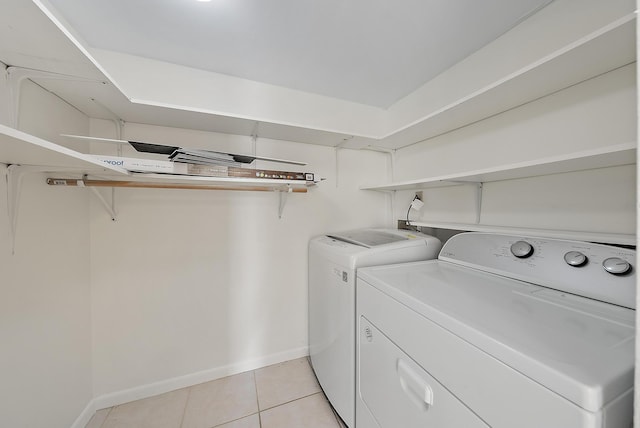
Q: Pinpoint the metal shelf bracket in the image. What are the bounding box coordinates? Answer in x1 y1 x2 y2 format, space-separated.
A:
444 180 484 224
7 66 105 128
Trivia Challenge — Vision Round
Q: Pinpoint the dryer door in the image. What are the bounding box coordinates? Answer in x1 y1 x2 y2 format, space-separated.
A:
357 316 489 428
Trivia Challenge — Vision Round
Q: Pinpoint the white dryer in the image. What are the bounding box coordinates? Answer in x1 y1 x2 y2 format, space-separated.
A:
356 232 635 428
308 228 441 428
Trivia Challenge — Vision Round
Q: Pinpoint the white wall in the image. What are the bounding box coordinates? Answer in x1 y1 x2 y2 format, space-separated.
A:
635 2 639 426
0 79 93 427
87 120 390 400
393 63 636 237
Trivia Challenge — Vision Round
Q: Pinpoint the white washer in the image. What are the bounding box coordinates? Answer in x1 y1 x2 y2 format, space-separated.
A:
308 228 442 428
357 232 635 428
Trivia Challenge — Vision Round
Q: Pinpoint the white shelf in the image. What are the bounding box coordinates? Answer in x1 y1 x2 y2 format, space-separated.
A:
0 124 315 194
361 142 636 191
366 142 636 246
0 123 129 174
412 221 636 246
379 14 637 149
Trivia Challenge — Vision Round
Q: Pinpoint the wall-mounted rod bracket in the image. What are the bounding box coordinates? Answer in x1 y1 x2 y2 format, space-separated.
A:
81 175 117 221
278 185 293 219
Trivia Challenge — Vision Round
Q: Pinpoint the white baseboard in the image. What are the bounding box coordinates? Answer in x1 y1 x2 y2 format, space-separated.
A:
70 346 308 428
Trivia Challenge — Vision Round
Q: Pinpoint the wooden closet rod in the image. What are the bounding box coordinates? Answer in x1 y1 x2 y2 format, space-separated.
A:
46 178 308 193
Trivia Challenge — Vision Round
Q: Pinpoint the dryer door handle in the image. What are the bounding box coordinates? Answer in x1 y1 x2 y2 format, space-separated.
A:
397 358 434 410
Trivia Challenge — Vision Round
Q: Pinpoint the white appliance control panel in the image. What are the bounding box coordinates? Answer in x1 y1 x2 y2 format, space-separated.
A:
439 233 636 309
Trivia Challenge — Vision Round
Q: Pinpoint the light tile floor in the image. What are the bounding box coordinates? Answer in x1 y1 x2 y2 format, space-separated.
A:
85 357 345 428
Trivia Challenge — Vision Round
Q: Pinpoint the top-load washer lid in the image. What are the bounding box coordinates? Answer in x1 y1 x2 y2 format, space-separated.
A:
357 260 636 413
312 229 442 269
328 229 410 248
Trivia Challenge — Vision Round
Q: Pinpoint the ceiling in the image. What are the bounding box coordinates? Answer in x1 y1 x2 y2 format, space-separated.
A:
0 0 555 147
43 0 552 108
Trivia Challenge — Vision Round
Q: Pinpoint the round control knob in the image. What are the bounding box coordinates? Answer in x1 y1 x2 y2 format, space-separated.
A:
564 251 587 267
602 257 631 275
511 241 534 258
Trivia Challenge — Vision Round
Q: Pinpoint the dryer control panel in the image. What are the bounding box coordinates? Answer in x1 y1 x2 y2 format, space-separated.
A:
439 233 636 309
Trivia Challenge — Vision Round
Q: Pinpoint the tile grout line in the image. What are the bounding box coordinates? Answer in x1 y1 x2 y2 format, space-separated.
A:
307 357 343 427
316 388 344 428
95 406 113 428
258 390 325 413
328 401 345 428
252 369 263 428
210 412 260 428
178 386 192 428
